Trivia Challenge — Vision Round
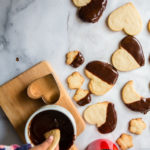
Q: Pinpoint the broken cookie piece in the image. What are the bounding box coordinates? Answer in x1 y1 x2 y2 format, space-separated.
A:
116 133 133 150
108 2 142 35
122 80 150 114
84 101 117 133
78 0 107 23
112 36 145 72
129 118 146 135
66 51 84 68
72 0 91 7
73 88 91 106
67 72 84 89
85 61 118 96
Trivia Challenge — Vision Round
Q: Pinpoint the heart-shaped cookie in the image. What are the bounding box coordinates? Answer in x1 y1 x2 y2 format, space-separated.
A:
27 74 60 104
78 0 107 23
108 2 142 35
84 101 117 133
85 61 118 96
111 36 145 72
122 80 150 114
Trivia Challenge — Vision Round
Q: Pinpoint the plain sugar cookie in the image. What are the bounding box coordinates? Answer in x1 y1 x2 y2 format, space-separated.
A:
112 36 145 71
108 2 142 35
67 72 84 89
83 101 117 133
122 80 150 114
85 61 118 96
73 88 91 106
116 133 133 150
129 118 146 135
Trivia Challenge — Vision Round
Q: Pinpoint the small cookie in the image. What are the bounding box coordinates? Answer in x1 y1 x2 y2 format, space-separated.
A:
85 61 118 96
111 36 145 71
84 101 117 133
72 0 91 7
66 51 84 68
67 72 84 89
129 118 146 135
73 88 91 106
108 2 142 35
122 80 150 114
44 129 60 150
78 0 107 23
116 133 133 150
148 20 150 32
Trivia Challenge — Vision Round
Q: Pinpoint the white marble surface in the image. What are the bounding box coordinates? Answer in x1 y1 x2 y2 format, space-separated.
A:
0 0 150 149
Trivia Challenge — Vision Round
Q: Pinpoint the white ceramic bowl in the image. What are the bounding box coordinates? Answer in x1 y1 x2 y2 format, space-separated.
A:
25 105 77 145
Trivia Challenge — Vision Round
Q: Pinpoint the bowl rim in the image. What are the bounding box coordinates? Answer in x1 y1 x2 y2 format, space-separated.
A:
24 105 77 145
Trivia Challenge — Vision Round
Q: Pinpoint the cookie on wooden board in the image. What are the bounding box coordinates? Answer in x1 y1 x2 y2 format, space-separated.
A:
129 118 146 135
111 36 145 71
73 88 91 106
122 80 150 114
67 72 84 89
83 101 117 133
66 50 84 68
85 61 118 96
72 0 91 7
116 133 133 150
108 2 142 35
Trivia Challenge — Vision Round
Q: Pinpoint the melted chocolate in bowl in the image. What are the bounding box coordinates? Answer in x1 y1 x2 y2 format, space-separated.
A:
28 110 74 150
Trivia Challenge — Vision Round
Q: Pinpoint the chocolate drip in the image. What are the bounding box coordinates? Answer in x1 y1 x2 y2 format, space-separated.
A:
98 103 117 133
77 93 91 106
126 98 150 114
85 61 118 85
29 110 74 150
71 52 84 68
79 0 107 23
121 36 145 66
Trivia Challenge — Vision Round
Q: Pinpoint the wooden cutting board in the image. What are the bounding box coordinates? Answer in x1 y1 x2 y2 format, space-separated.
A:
0 61 85 149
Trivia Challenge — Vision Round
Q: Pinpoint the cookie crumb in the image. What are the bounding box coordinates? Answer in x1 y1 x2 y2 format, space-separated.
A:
16 57 19 62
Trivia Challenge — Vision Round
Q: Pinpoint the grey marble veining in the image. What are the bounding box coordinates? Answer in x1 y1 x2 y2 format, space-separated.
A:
0 0 150 149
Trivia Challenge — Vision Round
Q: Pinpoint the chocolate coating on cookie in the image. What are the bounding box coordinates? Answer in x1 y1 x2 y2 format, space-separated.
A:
79 0 107 23
121 36 145 66
71 52 84 68
85 61 118 85
98 103 117 133
77 93 91 106
126 98 150 114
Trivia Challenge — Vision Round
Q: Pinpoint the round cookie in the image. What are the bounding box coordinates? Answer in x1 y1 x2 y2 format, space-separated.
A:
83 101 117 134
108 2 142 35
111 36 145 71
85 61 118 96
78 0 107 23
122 80 150 114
